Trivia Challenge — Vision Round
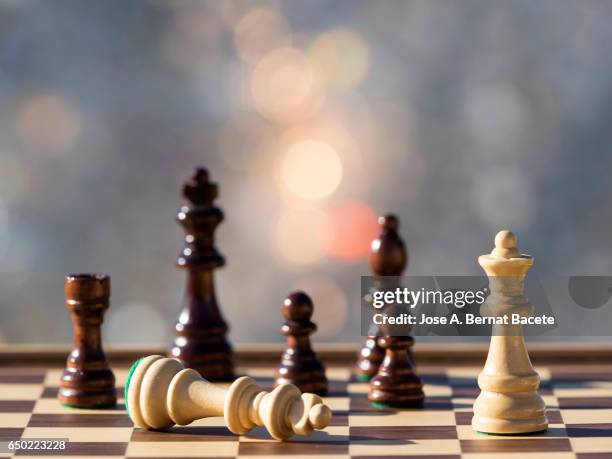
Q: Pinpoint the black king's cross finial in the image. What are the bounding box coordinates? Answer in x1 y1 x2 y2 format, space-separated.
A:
182 167 218 207
176 167 224 269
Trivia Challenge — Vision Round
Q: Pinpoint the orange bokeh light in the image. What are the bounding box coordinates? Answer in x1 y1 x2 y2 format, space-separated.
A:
326 201 378 261
234 8 291 65
250 47 325 123
16 94 80 155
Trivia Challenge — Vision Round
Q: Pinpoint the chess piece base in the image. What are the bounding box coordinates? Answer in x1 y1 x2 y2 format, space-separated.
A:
473 416 548 435
472 389 548 434
276 351 328 396
60 400 116 409
371 399 424 409
368 372 424 407
368 336 424 408
368 387 425 408
59 368 116 408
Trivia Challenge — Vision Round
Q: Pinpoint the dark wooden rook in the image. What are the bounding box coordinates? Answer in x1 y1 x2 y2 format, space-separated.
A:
169 167 234 381
59 274 116 408
275 291 328 395
356 214 411 381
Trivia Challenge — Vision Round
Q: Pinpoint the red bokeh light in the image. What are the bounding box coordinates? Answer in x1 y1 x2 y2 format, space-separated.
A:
326 201 378 261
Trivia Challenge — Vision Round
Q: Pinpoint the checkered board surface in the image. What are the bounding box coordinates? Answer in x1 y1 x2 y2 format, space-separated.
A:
1 364 612 459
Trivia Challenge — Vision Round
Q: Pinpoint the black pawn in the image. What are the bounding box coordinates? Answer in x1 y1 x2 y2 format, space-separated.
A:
275 291 328 395
368 336 424 408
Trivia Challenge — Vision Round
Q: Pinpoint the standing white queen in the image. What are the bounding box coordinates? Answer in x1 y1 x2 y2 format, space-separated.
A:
472 230 548 434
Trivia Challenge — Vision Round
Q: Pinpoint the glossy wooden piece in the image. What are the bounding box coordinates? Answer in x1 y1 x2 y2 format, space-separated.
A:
368 335 424 407
472 231 548 434
58 274 116 408
169 168 234 381
275 292 327 395
127 355 331 440
365 215 423 406
357 214 413 381
355 336 385 382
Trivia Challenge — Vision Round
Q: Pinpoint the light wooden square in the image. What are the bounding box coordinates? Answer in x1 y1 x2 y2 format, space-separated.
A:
462 454 575 459
126 440 239 457
240 426 348 443
241 367 274 378
561 408 612 424
0 384 42 400
349 438 461 455
17 457 123 459
553 387 612 397
571 436 612 453
346 382 368 394
447 367 481 378
188 417 228 427
33 398 125 415
349 410 456 426
325 367 351 381
0 413 30 427
43 370 63 387
456 424 567 440
22 427 133 442
322 397 349 412
238 456 349 459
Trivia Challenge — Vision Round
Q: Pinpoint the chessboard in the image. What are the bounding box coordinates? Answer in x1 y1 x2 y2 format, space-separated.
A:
1 346 612 459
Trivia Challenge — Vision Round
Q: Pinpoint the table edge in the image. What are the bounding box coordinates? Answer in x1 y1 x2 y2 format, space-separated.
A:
1 342 610 366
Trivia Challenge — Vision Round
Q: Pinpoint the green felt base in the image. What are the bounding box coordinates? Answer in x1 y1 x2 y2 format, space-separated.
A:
476 428 548 436
371 400 425 409
60 402 117 409
356 374 372 382
124 357 143 418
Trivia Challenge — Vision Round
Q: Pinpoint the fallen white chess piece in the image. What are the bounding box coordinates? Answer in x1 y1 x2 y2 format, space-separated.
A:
125 355 332 441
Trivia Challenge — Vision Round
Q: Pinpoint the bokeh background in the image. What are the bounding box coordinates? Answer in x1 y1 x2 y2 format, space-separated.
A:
1 0 611 345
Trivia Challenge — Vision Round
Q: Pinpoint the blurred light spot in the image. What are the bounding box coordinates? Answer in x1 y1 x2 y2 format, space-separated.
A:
470 166 535 229
105 302 168 345
251 47 325 123
326 201 378 261
274 209 332 264
275 101 370 197
309 28 370 88
234 8 291 65
281 140 342 200
219 0 254 27
16 94 80 155
291 276 348 338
